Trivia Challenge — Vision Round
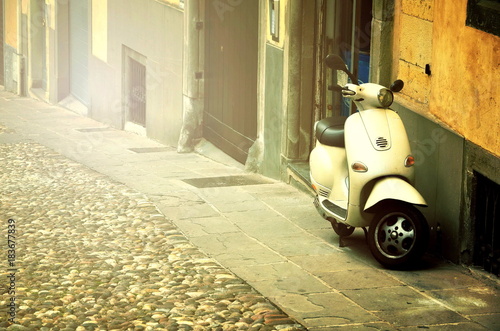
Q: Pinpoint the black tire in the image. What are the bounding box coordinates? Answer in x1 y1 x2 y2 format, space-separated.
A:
330 219 355 237
368 201 429 268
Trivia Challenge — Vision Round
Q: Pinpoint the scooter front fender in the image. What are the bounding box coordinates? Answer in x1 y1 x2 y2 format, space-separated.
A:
364 177 427 211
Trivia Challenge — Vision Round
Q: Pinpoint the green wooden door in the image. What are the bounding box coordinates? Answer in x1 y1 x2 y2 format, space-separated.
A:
204 0 258 164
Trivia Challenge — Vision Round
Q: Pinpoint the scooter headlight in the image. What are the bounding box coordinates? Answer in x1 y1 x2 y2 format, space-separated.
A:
377 88 394 108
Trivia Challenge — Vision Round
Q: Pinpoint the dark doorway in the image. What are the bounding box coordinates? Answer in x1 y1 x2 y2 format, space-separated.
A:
204 0 259 164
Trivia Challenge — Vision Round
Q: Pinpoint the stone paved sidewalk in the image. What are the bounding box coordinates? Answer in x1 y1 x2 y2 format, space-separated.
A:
0 141 305 330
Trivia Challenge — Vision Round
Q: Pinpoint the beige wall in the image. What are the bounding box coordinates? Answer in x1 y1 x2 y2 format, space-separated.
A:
92 0 108 62
89 0 184 146
394 0 500 157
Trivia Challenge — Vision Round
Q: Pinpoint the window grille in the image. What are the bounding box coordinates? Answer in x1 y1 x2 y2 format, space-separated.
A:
128 57 146 126
473 171 500 276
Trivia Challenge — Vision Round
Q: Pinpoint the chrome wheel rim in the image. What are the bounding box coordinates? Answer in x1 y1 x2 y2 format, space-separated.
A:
375 212 416 259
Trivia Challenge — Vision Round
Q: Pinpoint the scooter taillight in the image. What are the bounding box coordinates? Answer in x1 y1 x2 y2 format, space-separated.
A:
405 155 415 167
352 162 368 172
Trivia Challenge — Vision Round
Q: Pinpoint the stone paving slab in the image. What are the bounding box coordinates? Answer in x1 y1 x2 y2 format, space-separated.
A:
1 91 500 330
289 254 369 273
275 292 379 327
376 306 468 327
429 287 500 315
317 269 403 290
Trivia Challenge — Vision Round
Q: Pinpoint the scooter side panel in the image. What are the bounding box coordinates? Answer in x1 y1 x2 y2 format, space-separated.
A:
309 142 347 198
344 110 416 227
344 110 414 202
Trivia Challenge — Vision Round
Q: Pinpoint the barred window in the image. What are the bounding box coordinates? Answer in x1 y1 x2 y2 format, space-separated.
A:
466 0 500 37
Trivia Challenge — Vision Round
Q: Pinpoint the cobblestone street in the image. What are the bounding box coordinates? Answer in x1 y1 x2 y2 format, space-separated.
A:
0 141 305 330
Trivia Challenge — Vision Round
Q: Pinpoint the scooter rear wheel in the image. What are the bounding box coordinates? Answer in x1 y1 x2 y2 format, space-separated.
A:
368 201 429 268
330 219 355 237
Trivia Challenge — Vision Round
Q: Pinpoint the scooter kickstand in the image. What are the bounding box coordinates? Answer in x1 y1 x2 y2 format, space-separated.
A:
362 227 368 242
339 236 346 248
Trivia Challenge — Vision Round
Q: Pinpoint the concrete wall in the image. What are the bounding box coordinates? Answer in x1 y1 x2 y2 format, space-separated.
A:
90 0 183 146
3 45 20 94
262 44 284 179
394 100 464 262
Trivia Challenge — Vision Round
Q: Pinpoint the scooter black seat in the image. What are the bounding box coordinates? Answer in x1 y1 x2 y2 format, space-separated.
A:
315 116 347 147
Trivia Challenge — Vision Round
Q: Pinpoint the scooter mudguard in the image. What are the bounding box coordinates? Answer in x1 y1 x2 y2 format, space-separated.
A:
364 177 427 211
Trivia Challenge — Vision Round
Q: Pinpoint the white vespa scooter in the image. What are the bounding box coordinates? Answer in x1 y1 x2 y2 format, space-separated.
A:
310 54 429 268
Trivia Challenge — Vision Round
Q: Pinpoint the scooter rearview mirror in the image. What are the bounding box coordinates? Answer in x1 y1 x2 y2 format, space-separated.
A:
390 79 405 92
325 54 357 84
325 54 347 70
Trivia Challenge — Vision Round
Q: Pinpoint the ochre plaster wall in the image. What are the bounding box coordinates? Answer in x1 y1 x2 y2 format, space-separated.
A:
430 0 499 157
5 0 18 48
396 0 433 105
395 0 500 157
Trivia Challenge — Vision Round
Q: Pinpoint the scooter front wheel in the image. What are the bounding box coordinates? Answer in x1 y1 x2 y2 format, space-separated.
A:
330 219 355 237
368 202 429 268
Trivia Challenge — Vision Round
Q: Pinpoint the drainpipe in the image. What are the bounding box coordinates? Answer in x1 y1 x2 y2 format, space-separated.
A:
177 0 204 153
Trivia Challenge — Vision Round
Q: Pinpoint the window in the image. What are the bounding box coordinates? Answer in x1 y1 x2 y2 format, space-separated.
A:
466 0 500 37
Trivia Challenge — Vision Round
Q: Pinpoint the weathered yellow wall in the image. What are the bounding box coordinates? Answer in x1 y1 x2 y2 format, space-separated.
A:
395 0 500 157
430 0 499 157
5 0 18 48
396 0 434 106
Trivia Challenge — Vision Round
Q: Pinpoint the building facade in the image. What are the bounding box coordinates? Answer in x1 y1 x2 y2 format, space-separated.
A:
3 0 184 146
3 0 499 271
